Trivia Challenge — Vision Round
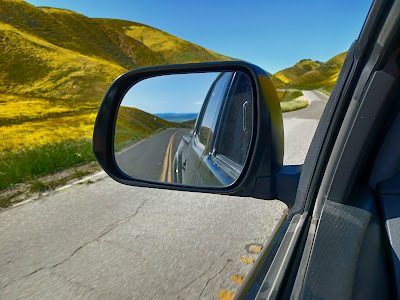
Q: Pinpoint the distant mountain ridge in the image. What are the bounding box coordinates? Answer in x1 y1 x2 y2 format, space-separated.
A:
155 113 198 123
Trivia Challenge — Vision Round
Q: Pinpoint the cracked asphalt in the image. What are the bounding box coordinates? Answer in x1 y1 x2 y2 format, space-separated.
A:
0 183 286 299
0 91 327 299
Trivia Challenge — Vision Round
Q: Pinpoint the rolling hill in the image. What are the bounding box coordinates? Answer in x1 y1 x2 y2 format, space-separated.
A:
0 0 233 103
273 59 323 85
115 106 190 150
270 52 346 92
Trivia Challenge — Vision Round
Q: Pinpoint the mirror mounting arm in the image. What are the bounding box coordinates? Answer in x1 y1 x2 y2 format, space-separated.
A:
252 165 302 208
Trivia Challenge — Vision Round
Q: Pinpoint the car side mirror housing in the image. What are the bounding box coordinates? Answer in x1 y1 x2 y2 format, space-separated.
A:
93 61 300 207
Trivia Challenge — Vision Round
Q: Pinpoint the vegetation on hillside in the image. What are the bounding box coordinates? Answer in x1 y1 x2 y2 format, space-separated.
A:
280 99 309 113
271 53 346 93
114 106 189 150
276 89 309 113
273 59 322 84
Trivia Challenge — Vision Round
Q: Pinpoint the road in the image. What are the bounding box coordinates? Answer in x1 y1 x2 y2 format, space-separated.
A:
0 91 327 299
115 129 189 182
283 90 328 165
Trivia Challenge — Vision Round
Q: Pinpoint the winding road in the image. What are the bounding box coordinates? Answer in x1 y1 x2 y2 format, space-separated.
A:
0 91 327 299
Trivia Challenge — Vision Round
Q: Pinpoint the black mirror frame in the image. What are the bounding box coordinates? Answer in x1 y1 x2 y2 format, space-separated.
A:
93 61 288 201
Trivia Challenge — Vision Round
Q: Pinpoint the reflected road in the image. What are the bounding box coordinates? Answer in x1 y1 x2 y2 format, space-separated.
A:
116 128 189 182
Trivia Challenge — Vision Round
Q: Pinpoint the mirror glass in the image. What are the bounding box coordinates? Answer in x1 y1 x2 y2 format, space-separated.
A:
114 71 254 188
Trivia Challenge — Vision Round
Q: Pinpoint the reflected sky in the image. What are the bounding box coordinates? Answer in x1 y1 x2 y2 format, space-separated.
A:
121 73 220 114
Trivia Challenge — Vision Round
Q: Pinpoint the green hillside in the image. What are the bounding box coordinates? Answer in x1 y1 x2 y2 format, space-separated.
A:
115 106 189 150
271 52 346 92
273 59 322 85
97 18 232 65
0 0 233 103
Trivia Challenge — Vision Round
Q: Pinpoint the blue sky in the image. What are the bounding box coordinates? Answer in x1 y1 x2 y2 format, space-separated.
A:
122 73 220 114
25 0 372 74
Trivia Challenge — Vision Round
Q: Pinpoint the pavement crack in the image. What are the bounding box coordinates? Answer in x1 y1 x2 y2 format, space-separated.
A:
51 199 148 270
0 266 46 290
0 200 148 291
178 262 215 293
198 260 231 299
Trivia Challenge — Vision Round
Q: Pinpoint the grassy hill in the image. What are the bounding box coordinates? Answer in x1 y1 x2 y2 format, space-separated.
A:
115 106 189 150
0 0 232 103
97 18 232 65
273 59 322 85
271 52 346 92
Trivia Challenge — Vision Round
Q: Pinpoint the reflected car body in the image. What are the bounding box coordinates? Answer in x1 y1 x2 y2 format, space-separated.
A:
173 71 253 186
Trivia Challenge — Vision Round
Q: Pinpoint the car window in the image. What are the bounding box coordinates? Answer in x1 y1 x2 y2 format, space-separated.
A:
197 72 232 149
214 72 253 167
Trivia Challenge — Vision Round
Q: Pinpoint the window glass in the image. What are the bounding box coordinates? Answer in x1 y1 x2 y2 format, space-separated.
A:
198 73 232 148
215 72 253 166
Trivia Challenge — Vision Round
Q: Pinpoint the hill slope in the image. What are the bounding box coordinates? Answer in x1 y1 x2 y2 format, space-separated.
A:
271 52 346 91
0 0 233 103
273 59 322 85
115 106 189 149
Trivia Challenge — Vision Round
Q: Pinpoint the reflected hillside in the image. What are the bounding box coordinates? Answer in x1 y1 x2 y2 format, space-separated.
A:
115 106 190 151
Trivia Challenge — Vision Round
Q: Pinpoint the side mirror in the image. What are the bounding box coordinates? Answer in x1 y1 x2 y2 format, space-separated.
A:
93 62 299 206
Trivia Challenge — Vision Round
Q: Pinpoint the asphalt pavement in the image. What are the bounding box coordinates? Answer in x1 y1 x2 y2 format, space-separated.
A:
0 90 328 299
115 128 189 182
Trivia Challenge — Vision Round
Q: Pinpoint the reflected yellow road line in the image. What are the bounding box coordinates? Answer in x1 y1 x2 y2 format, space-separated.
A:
159 137 172 182
167 132 178 183
159 130 179 182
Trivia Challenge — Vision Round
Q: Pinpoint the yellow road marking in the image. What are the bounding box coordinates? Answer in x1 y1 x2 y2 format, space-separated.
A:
218 290 235 300
167 132 178 183
230 274 245 284
159 139 171 182
240 256 255 264
159 130 179 182
249 245 263 253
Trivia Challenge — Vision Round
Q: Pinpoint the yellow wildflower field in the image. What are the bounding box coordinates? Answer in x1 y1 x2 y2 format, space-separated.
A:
0 94 98 152
0 112 97 152
0 94 75 119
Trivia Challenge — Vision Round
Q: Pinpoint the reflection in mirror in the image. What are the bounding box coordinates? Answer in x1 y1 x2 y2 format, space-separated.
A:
114 71 254 188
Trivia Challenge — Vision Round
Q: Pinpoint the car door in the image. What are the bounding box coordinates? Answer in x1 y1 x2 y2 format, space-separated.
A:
182 71 254 187
182 72 233 186
204 71 254 184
